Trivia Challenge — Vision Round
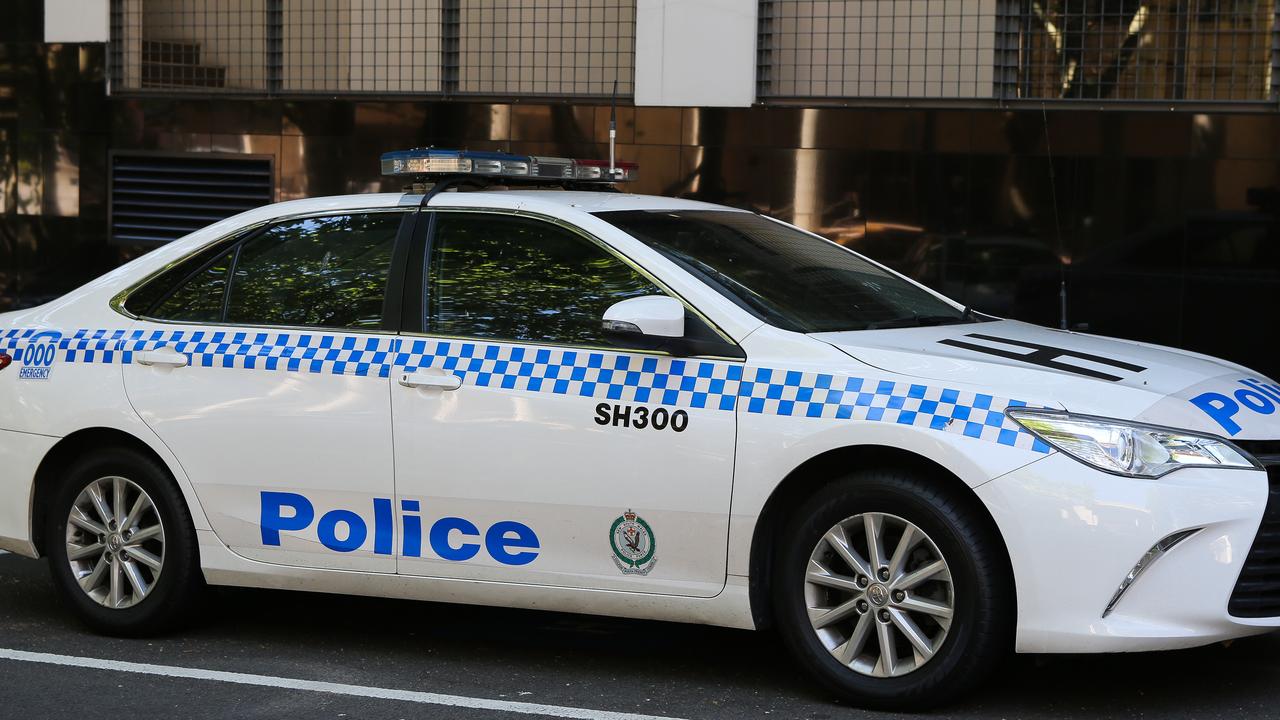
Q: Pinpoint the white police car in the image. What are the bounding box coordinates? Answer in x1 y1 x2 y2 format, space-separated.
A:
1 149 1278 709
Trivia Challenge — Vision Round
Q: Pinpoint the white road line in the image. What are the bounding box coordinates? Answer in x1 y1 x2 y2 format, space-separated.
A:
0 648 686 720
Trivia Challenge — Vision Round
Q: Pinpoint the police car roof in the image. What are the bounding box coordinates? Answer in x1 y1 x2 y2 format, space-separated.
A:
264 190 733 212
419 189 740 215
241 190 739 221
186 190 743 255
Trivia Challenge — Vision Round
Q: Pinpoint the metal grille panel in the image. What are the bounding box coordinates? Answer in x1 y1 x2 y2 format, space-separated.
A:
1021 0 1278 101
109 153 274 245
456 0 635 96
1228 459 1280 618
759 0 1001 99
113 0 271 92
758 0 1280 104
109 0 634 98
283 1 445 93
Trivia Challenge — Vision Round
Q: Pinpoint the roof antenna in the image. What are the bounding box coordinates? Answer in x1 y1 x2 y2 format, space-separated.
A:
1042 103 1068 331
609 78 619 181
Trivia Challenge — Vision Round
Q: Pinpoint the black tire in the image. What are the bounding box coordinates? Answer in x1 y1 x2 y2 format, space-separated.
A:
773 467 1013 711
45 446 204 636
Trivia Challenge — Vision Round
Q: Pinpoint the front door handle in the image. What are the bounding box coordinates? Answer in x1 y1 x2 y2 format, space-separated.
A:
398 370 462 391
134 349 189 368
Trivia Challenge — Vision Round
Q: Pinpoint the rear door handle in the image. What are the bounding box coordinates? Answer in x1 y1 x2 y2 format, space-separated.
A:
134 349 189 368
398 370 462 391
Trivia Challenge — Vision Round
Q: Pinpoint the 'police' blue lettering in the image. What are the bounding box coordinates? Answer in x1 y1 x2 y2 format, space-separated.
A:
260 492 314 546
258 492 539 566
1190 379 1280 436
486 521 540 566
402 499 422 557
1191 392 1239 435
1235 388 1275 415
1242 379 1280 405
373 498 393 555
317 509 367 553
430 517 481 561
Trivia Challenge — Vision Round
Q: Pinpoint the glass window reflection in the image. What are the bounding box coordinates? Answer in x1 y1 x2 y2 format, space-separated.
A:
150 249 234 323
224 213 401 329
427 213 662 346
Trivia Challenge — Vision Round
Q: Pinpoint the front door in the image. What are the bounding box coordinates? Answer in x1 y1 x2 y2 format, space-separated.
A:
123 210 408 573
390 211 741 596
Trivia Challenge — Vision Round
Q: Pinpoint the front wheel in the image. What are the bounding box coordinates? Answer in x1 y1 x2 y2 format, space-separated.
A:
773 469 1013 710
45 447 203 636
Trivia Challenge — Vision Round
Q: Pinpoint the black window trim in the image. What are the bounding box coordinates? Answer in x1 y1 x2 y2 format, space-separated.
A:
398 207 745 360
111 206 416 336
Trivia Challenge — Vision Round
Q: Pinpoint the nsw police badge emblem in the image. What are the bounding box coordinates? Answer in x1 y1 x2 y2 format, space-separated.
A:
610 509 657 576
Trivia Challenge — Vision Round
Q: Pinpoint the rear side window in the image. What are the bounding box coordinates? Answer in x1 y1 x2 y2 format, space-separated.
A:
150 249 235 322
225 214 401 329
125 211 404 330
122 238 242 319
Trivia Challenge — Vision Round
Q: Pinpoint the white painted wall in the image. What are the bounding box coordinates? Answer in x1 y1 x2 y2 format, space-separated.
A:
635 0 756 107
45 0 110 43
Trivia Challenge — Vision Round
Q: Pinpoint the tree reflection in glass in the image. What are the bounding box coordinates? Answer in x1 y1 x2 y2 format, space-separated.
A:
428 214 662 346
225 213 400 329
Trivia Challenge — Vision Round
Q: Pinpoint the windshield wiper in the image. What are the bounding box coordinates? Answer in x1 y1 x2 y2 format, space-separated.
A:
864 313 974 330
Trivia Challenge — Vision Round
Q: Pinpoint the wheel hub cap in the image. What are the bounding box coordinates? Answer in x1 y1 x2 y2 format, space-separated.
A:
804 511 955 678
64 476 166 610
867 584 889 606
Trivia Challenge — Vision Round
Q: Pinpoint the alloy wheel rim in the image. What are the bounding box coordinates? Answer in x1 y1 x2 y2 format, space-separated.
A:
64 476 166 609
804 512 954 678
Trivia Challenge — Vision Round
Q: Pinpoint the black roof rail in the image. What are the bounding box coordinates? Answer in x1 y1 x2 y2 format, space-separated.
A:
406 175 623 207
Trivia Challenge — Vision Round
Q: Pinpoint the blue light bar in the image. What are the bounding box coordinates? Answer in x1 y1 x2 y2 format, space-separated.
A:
380 148 637 183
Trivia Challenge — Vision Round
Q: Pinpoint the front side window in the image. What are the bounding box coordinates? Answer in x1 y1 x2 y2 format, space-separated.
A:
131 212 403 330
596 210 975 333
427 213 663 346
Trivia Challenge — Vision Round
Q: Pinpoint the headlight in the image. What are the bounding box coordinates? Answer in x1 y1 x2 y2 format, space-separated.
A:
1005 409 1260 478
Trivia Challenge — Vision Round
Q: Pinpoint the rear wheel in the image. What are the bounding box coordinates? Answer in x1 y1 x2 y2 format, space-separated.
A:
45 447 203 636
773 468 1012 710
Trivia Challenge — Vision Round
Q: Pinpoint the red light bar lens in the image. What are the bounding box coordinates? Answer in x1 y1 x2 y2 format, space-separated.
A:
573 160 639 182
0 353 10 371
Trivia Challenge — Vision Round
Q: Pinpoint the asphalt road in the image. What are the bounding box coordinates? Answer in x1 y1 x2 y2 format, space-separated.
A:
1 551 1279 720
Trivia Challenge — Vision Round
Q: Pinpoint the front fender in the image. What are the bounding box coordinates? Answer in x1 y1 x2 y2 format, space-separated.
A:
728 409 1054 578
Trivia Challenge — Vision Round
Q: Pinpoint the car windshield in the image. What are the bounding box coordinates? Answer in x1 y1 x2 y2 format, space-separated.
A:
594 210 973 333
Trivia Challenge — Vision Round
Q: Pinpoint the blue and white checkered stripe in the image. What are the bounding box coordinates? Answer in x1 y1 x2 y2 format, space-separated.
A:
64 329 130 364
395 338 743 410
121 329 398 377
0 328 35 357
738 368 1050 453
2 326 1050 453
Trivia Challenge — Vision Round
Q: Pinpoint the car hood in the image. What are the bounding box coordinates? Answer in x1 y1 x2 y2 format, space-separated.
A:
813 320 1280 440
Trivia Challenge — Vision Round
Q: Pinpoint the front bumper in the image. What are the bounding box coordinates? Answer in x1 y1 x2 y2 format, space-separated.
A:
977 451 1280 653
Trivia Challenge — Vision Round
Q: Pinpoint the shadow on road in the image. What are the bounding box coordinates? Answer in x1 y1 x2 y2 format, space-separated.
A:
1 553 1277 719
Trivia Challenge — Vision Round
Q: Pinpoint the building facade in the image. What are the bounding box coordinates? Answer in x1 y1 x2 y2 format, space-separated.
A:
3 0 1280 376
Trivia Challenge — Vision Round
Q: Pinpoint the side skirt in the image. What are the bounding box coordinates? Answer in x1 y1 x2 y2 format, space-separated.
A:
198 530 758 630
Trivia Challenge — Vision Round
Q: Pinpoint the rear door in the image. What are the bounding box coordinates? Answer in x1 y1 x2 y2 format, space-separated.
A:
122 209 410 573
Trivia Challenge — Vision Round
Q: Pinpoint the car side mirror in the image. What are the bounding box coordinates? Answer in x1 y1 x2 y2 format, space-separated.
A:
602 295 685 339
600 295 745 359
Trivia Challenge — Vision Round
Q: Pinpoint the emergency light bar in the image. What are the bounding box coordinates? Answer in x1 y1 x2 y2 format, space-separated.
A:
380 148 638 183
